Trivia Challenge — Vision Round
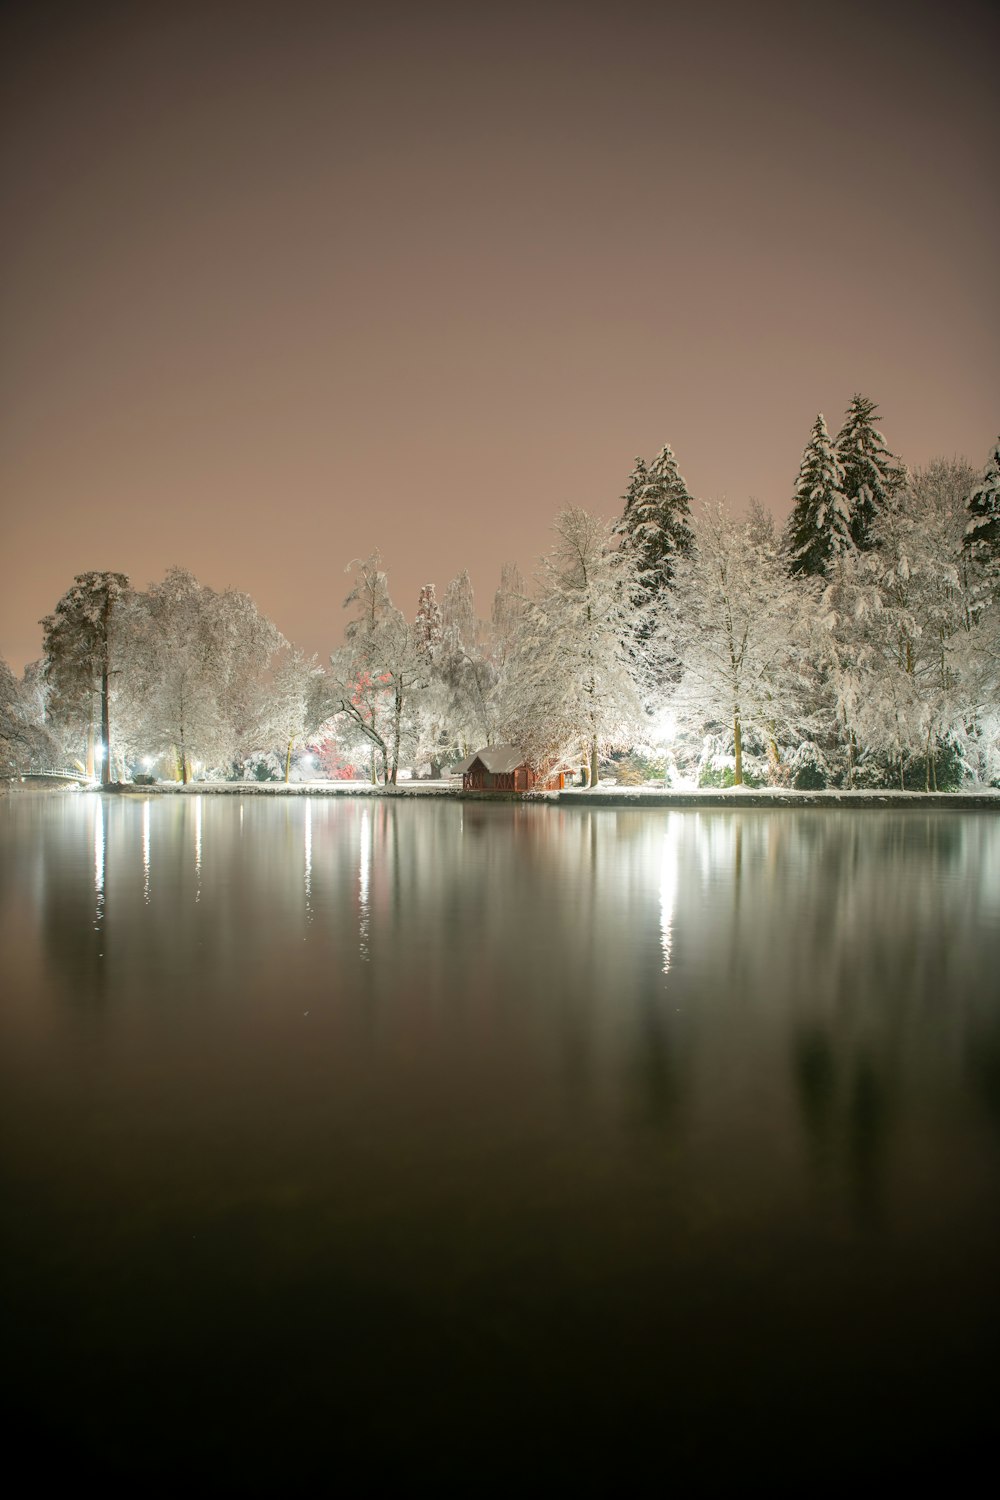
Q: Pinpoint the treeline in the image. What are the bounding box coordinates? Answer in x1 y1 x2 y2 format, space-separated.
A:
2 397 999 790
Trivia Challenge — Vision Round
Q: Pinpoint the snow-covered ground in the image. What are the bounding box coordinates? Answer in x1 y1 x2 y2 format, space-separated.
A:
95 779 1000 808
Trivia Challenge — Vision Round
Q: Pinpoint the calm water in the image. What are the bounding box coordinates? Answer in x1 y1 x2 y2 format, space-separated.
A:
2 793 999 1485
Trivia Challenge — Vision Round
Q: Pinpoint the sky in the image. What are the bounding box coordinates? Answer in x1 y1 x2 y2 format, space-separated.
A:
1 0 997 673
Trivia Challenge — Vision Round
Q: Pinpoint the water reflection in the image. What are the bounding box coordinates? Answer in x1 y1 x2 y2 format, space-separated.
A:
358 805 370 960
2 796 999 1482
5 801 1000 1185
141 798 151 905
659 815 678 975
304 800 313 921
194 795 202 901
93 798 104 936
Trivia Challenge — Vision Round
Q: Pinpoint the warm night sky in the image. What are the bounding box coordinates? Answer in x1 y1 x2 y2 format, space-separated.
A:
1 0 997 673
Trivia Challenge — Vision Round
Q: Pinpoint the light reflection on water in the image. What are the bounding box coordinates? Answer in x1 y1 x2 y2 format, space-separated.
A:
1 794 998 1485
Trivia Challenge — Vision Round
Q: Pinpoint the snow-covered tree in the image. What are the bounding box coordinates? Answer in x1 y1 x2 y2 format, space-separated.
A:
668 502 821 785
41 570 132 784
124 569 283 781
616 456 648 531
614 442 694 613
963 437 1000 601
503 508 645 785
815 459 983 788
414 583 443 653
491 561 526 643
265 649 329 782
834 394 906 551
330 553 428 785
852 465 979 786
442 569 476 650
785 414 851 577
0 658 56 775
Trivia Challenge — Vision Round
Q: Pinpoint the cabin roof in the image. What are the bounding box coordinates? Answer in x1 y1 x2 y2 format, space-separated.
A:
466 745 528 774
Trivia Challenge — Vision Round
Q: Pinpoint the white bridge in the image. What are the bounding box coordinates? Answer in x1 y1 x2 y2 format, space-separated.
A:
18 769 100 787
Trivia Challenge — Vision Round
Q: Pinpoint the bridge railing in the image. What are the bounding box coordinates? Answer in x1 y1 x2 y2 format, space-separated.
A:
18 770 100 786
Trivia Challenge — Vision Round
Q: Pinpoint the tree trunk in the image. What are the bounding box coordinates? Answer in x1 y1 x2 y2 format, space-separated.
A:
285 739 293 784
590 737 599 788
86 721 95 780
100 668 111 786
733 715 743 786
390 681 403 786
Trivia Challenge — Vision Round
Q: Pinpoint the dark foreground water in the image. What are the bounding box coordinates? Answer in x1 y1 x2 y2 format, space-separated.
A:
2 793 999 1487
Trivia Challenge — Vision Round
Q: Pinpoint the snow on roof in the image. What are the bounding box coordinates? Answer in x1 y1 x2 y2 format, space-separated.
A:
466 745 528 774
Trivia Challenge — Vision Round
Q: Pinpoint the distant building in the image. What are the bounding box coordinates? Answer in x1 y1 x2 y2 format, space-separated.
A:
456 745 561 792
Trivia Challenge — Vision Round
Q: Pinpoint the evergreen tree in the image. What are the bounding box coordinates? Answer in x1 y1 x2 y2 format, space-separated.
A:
785 414 851 577
616 457 648 530
614 443 694 623
834 394 906 550
963 436 1000 571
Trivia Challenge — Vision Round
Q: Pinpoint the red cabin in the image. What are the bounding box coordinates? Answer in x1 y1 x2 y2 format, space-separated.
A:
453 746 569 792
459 746 539 793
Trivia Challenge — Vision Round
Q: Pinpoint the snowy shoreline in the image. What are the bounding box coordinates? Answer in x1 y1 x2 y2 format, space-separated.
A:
33 780 1000 809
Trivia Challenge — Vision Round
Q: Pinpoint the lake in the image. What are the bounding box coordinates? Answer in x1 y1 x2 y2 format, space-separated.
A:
2 793 999 1486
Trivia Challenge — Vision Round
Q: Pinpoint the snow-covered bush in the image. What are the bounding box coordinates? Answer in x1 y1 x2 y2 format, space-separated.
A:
786 740 829 789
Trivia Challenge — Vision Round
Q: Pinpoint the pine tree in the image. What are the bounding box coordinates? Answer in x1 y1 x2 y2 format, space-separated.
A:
963 436 1000 570
616 457 648 530
615 443 694 612
834 394 906 550
785 414 851 577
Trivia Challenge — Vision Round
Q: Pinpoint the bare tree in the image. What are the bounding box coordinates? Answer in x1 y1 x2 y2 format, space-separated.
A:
330 553 428 785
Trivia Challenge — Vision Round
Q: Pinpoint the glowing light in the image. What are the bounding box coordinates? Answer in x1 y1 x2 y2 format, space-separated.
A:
142 755 155 769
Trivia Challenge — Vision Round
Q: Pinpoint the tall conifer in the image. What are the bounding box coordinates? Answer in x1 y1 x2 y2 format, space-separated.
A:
615 443 694 610
963 436 1000 569
834 394 906 550
785 414 851 577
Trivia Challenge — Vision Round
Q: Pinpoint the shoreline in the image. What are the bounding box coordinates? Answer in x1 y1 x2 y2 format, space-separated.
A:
10 779 999 810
